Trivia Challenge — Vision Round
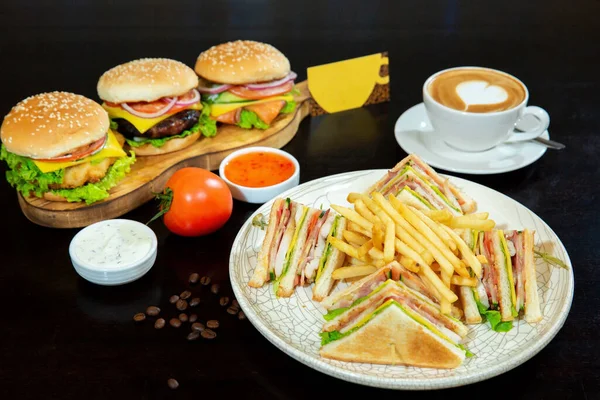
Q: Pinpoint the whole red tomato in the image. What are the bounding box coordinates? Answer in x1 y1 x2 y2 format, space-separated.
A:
154 167 233 236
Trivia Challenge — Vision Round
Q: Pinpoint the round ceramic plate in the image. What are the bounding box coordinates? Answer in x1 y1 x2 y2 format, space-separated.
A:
229 170 573 390
394 103 549 175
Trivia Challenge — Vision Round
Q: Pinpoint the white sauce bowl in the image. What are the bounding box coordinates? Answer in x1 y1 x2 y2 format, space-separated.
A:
219 146 300 204
69 219 158 286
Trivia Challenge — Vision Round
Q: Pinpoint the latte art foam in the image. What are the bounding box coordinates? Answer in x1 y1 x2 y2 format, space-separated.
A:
428 69 526 113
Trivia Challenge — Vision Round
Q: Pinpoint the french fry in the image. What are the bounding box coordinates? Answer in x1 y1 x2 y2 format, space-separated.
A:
328 236 360 259
420 264 458 303
383 219 395 263
373 259 387 268
441 224 483 277
422 209 453 223
477 254 488 264
343 230 369 246
346 192 361 204
348 257 366 265
393 199 464 276
451 275 478 287
410 206 457 252
347 221 373 238
368 247 384 260
447 216 496 231
373 192 435 263
372 222 386 251
355 199 381 225
440 269 452 314
331 205 373 232
358 239 374 259
467 212 489 220
398 255 419 273
332 265 378 280
395 239 427 269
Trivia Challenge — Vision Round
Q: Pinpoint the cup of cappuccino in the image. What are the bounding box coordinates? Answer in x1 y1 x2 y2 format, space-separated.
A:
423 67 550 152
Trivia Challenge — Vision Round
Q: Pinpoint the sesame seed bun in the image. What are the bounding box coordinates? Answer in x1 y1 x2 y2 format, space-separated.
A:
1 92 110 159
195 40 290 85
128 131 200 156
97 58 199 103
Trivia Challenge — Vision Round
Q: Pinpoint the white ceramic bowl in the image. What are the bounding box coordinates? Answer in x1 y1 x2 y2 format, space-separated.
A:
219 146 300 204
69 219 158 286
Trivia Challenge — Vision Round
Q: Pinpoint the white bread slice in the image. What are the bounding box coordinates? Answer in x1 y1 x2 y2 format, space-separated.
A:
312 216 347 301
522 230 542 323
249 198 285 288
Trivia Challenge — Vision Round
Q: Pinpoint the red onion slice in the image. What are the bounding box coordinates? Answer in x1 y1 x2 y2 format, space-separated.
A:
197 84 233 94
244 71 297 90
121 97 177 119
175 89 200 106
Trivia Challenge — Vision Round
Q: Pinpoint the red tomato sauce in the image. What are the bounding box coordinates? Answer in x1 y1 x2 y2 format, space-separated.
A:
224 152 295 188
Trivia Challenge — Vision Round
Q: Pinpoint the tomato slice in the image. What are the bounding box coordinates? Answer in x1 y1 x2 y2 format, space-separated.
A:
228 81 293 100
35 134 107 162
126 97 174 113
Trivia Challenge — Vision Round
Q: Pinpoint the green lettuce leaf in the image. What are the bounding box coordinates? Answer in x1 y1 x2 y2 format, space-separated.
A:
110 120 118 130
1 145 64 197
457 344 475 357
280 100 296 114
476 299 513 332
320 330 344 346
125 104 217 148
323 307 349 321
50 152 136 204
237 109 270 130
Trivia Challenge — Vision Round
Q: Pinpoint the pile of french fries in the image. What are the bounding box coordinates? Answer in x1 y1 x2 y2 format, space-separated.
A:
328 192 496 315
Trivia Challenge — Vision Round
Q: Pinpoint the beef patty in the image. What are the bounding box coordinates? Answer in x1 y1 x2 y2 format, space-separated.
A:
114 109 201 139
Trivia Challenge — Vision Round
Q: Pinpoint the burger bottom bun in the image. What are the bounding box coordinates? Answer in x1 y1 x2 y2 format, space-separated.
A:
128 131 200 156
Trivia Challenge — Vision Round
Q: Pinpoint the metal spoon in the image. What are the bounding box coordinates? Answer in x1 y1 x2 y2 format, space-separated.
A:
532 137 565 150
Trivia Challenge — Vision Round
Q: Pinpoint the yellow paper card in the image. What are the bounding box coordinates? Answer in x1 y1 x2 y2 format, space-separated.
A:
307 52 390 115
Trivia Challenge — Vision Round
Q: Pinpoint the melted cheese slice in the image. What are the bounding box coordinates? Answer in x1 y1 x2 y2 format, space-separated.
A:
102 102 203 134
33 130 126 173
210 95 293 117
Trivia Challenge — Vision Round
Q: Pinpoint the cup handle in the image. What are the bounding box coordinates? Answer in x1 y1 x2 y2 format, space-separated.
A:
375 56 389 85
505 106 550 143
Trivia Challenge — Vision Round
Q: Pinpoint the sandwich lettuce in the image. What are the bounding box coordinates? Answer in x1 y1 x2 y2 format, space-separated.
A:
475 299 513 332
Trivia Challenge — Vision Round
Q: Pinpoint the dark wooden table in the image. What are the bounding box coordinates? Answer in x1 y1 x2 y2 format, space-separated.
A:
1 1 598 399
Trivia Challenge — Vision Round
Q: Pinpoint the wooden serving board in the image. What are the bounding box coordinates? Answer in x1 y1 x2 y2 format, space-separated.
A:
18 81 312 228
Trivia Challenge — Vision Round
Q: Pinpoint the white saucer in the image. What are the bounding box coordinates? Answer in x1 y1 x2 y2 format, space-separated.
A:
394 103 549 174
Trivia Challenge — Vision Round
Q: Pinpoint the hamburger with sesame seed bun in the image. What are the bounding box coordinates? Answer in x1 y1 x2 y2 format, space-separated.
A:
0 92 136 204
97 58 217 156
194 40 298 129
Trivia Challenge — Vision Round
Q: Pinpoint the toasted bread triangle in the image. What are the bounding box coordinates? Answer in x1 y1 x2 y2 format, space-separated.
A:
320 303 466 369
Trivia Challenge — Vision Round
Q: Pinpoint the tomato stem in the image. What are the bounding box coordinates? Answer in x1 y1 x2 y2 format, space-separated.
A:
147 187 173 225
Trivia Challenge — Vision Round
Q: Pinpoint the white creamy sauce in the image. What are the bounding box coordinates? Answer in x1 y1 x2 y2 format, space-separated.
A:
455 80 508 107
73 221 153 269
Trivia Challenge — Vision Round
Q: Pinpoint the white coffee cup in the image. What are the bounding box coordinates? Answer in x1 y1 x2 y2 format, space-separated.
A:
423 66 550 152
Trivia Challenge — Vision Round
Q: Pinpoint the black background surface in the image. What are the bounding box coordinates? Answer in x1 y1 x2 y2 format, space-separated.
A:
0 1 598 399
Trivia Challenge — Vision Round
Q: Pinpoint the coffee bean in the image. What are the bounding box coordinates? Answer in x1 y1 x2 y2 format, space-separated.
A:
188 272 200 285
179 313 188 322
169 295 179 304
238 311 246 320
167 378 179 390
227 306 239 315
218 296 229 307
154 318 166 329
206 320 219 329
191 322 205 332
133 313 146 322
200 276 211 286
201 329 217 339
187 331 200 341
146 306 160 316
176 299 188 311
169 318 182 328
232 299 240 308
180 290 192 300
210 283 220 294
189 314 198 323
189 297 201 307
